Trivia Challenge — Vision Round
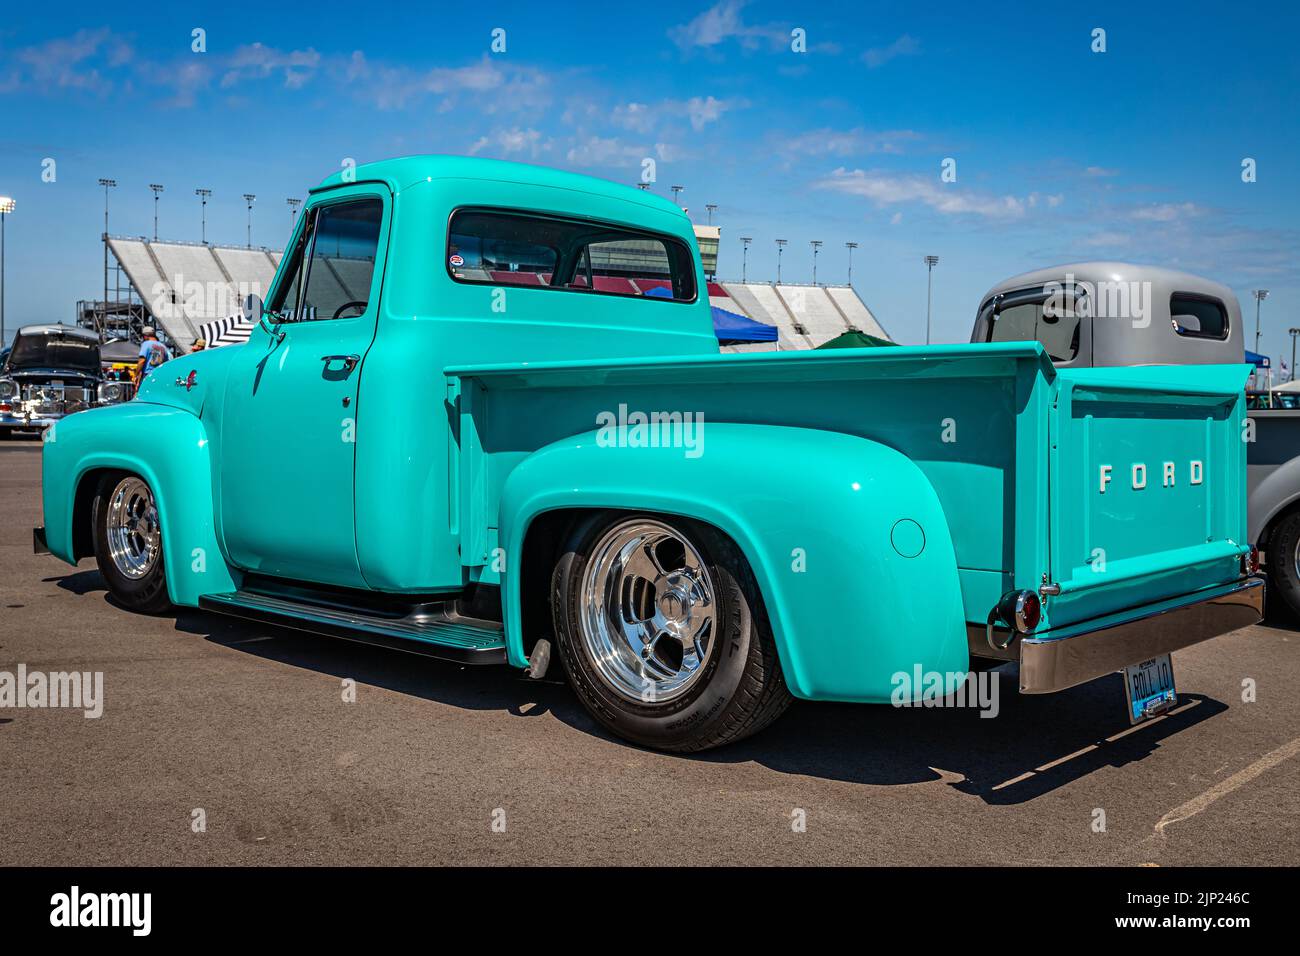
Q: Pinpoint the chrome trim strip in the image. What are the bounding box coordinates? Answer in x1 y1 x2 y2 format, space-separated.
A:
1017 577 1264 694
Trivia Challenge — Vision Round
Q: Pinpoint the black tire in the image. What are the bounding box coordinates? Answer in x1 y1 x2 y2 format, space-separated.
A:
552 511 792 752
1268 511 1300 618
91 471 173 615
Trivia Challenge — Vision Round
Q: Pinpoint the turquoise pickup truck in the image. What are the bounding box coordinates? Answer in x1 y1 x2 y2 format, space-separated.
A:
35 156 1263 752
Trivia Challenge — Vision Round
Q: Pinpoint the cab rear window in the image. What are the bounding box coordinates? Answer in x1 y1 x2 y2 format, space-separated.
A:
1170 294 1228 340
447 209 696 303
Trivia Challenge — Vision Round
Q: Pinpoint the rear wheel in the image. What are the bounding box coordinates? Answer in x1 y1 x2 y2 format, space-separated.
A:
91 472 172 614
551 512 791 752
1268 511 1300 618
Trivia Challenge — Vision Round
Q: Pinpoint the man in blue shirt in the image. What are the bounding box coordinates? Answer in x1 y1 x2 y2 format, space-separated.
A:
133 327 170 390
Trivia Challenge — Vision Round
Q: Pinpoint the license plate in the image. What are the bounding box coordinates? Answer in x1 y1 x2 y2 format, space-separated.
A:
1124 654 1177 724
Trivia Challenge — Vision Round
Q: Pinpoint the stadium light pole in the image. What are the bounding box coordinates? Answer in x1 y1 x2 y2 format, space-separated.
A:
98 179 116 332
196 188 212 244
287 197 302 228
740 237 752 283
706 203 717 225
924 255 940 345
845 241 858 287
671 185 684 207
1253 290 1270 353
810 240 823 285
0 196 13 349
775 239 787 285
149 184 164 241
1290 327 1300 383
243 194 256 248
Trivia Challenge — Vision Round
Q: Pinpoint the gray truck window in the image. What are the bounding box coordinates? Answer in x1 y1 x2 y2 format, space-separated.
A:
448 209 697 302
986 293 1081 363
297 199 383 322
1170 294 1228 340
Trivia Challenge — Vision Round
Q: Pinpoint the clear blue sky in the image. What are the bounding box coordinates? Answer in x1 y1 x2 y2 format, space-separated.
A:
1 1 1297 353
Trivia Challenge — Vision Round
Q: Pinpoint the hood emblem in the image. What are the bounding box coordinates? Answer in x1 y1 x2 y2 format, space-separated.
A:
174 370 198 391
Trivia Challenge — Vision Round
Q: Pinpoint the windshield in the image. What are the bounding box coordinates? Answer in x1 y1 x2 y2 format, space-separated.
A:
6 332 101 372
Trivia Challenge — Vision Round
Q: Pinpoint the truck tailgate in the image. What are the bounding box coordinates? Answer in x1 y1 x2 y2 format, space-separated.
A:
1046 364 1251 628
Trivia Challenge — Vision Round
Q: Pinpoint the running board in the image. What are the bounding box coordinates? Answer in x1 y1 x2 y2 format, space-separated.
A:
199 589 508 665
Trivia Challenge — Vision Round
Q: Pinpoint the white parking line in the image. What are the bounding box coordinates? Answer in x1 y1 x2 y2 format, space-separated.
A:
1155 735 1300 833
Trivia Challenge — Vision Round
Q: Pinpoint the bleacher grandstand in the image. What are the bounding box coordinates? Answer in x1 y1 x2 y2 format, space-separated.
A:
88 234 891 355
98 236 282 351
710 282 890 352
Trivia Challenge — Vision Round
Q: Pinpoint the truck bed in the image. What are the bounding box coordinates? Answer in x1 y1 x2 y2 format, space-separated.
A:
447 342 1251 635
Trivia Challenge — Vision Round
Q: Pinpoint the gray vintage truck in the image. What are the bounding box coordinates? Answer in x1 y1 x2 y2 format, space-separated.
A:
974 261 1296 613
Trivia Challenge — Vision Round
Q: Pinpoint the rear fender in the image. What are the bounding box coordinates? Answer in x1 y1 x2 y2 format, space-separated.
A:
499 423 968 702
41 402 237 605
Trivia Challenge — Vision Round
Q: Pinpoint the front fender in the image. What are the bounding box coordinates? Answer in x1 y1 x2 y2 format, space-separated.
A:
499 424 968 702
1249 453 1300 546
41 401 237 605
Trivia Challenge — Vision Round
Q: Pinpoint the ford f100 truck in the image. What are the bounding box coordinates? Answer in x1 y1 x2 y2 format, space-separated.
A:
34 158 1263 752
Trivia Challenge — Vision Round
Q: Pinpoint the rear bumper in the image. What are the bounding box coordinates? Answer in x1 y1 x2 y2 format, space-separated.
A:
1014 577 1264 694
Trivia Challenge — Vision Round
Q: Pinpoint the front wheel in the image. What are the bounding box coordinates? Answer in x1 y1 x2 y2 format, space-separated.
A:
551 512 792 752
91 472 173 614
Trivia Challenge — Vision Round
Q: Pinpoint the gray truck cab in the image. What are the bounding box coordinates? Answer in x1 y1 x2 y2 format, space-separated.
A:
971 262 1243 368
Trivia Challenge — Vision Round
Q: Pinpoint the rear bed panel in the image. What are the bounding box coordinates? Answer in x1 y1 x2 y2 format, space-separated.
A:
1044 364 1250 629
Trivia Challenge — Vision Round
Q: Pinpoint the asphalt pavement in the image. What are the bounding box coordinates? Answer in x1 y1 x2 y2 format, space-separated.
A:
1 437 1296 865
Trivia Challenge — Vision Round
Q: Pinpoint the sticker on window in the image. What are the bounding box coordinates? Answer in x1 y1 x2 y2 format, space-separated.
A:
449 254 465 267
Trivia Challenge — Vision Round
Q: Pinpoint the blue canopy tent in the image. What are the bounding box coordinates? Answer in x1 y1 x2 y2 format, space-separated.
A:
643 286 778 344
1246 350 1270 369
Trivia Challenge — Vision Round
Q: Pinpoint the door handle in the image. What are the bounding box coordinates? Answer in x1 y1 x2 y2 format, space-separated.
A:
320 354 360 373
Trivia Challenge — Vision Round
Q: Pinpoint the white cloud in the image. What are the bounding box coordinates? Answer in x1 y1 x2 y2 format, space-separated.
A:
338 53 554 113
1131 202 1202 222
468 127 551 159
221 43 321 90
607 95 746 134
8 27 133 95
669 0 784 52
777 127 921 161
1085 166 1120 177
818 167 1031 219
862 35 920 68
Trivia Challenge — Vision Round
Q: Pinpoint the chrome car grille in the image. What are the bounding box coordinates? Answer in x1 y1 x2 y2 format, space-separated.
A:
21 383 93 415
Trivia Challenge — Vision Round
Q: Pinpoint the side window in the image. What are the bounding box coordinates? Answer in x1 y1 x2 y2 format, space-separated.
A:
448 209 696 302
298 198 384 322
985 289 1082 363
1171 294 1228 340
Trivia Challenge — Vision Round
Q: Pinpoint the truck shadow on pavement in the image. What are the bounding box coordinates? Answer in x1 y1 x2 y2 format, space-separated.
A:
46 570 1236 806
704 667 1229 804
167 603 1229 806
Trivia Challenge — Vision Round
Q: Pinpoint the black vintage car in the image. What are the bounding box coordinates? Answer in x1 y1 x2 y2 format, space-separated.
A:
0 324 131 435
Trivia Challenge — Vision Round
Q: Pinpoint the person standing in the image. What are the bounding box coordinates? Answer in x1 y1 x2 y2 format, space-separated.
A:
133 326 170 392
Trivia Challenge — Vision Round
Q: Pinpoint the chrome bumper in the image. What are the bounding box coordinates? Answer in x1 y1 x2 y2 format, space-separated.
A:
1012 577 1264 694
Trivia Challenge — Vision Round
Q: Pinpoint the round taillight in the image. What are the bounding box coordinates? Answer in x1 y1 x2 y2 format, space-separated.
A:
1017 591 1041 632
997 589 1041 634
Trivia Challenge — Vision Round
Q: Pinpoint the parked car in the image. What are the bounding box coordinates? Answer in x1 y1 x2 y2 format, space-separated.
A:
972 262 1300 616
0 324 131 436
33 160 1262 752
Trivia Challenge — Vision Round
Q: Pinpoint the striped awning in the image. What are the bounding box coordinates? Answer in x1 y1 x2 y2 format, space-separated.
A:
197 314 254 348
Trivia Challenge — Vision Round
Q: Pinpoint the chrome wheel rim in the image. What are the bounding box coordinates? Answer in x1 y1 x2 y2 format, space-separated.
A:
106 477 160 580
578 519 717 704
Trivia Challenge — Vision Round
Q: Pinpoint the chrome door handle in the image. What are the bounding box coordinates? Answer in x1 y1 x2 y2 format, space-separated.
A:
320 354 360 372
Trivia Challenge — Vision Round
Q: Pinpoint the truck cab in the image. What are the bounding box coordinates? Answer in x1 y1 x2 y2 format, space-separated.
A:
34 163 1263 752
